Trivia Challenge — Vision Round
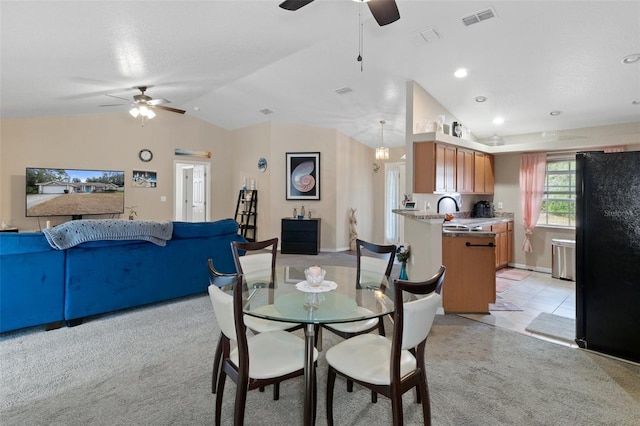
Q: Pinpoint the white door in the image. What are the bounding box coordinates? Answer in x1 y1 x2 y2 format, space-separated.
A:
174 161 210 222
384 162 406 245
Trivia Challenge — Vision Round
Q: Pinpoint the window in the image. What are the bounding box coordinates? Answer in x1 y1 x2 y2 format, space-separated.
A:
538 156 576 227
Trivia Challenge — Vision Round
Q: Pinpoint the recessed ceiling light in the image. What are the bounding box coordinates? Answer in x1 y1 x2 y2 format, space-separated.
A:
550 110 562 116
492 116 504 125
475 96 487 103
454 68 468 78
193 106 200 111
621 54 640 64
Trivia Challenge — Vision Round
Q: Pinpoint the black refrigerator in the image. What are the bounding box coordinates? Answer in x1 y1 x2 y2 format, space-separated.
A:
575 151 640 363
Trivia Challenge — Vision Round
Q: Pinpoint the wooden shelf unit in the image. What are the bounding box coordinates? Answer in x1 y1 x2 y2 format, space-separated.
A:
234 190 257 242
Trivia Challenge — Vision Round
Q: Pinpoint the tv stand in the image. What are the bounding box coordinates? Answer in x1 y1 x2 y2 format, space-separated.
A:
71 215 83 221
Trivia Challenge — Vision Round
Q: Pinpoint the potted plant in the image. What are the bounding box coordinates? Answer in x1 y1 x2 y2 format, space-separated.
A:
125 206 138 220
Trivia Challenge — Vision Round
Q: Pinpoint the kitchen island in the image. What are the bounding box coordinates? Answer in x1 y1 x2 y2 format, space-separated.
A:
393 210 514 313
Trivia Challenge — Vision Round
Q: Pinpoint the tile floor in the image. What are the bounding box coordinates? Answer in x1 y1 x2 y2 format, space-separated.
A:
459 269 578 348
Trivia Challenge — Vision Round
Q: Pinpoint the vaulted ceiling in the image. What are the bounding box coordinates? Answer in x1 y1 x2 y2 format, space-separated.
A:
1 1 639 148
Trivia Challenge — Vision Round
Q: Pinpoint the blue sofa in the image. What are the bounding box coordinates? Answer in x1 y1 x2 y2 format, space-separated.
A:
0 232 65 333
0 219 245 333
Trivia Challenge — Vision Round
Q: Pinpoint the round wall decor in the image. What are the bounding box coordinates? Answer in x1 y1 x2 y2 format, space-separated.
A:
139 149 153 162
258 157 267 172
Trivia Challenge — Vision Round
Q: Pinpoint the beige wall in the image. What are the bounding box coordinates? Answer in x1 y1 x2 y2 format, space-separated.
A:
1 112 232 231
1 113 381 250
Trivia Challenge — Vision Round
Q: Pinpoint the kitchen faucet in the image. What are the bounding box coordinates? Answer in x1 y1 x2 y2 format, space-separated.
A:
437 196 460 213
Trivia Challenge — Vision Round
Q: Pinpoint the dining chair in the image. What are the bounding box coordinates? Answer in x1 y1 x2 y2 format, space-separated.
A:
325 266 446 426
231 238 303 333
208 273 318 426
322 239 396 340
207 258 238 395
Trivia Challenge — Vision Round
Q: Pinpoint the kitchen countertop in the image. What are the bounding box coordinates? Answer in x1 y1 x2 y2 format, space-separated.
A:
392 209 514 238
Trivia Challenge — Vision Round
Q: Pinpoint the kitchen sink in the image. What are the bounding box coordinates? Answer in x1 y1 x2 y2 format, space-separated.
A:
442 224 470 230
442 223 485 232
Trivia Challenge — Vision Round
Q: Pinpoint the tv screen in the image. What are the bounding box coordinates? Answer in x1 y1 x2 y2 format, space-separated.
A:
26 168 125 218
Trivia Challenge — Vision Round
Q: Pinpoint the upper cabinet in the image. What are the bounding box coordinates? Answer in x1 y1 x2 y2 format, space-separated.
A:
414 141 494 194
474 152 495 194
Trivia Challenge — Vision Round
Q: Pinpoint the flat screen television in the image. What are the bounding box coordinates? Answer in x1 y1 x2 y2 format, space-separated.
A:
26 168 125 219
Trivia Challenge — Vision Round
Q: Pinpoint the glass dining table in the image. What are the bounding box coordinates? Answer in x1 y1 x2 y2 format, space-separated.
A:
241 264 395 426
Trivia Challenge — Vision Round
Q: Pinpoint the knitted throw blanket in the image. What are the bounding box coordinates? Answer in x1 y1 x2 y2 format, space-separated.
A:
43 219 173 250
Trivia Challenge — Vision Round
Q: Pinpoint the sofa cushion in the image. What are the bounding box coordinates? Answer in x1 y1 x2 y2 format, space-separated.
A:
172 219 239 239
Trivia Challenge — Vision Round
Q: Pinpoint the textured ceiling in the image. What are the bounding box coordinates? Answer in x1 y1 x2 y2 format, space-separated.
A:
1 1 639 149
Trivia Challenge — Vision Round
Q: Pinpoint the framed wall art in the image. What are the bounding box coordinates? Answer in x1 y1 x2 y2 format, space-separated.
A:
286 152 320 200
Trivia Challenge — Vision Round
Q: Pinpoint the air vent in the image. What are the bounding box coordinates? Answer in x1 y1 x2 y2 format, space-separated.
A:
334 86 353 95
409 27 442 46
259 108 274 115
462 7 497 26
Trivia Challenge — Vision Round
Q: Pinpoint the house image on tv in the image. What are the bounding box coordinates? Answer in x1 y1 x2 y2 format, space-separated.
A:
36 181 121 194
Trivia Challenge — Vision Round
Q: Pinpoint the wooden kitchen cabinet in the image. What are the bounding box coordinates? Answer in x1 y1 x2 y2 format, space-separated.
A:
474 152 495 194
414 142 456 193
442 236 496 313
491 221 513 270
507 221 514 263
456 148 475 193
415 141 494 194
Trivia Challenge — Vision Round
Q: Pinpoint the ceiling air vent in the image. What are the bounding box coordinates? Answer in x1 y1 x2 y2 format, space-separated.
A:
259 108 274 115
334 86 353 95
462 7 497 26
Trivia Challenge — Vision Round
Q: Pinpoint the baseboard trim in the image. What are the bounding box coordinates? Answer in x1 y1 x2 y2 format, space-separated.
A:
509 262 552 274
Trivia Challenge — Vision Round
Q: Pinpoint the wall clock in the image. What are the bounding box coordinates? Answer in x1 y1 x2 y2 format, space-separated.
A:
139 149 153 162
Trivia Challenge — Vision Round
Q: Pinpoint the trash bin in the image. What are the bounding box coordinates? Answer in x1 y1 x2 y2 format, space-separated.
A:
551 239 575 281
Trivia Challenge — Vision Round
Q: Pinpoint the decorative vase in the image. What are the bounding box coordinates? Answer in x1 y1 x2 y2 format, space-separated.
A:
399 261 408 280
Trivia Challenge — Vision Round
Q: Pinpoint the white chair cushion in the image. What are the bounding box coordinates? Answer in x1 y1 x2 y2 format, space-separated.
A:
325 334 416 386
244 304 300 333
323 307 379 334
230 330 318 380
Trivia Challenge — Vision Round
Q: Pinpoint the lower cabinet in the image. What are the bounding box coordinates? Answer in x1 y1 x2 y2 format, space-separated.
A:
492 222 514 270
281 218 321 255
442 236 496 313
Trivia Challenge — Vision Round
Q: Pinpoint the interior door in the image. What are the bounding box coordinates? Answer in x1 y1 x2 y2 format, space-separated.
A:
174 161 211 222
384 162 405 245
182 167 194 222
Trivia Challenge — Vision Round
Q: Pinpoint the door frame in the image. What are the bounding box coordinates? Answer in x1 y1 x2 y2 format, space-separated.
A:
173 160 211 222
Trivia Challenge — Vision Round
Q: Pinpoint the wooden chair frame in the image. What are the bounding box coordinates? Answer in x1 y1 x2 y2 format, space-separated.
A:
326 266 446 426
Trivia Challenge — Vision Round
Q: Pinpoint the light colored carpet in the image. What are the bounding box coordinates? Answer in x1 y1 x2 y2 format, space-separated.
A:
2 296 639 425
526 312 576 343
2 252 639 425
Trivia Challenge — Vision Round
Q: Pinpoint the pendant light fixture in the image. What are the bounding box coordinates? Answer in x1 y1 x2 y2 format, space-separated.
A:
375 120 389 160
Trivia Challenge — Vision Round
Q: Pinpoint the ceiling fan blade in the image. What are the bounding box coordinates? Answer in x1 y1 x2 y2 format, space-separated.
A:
154 105 186 114
147 98 170 106
367 0 400 26
279 0 314 11
99 103 126 107
105 94 130 102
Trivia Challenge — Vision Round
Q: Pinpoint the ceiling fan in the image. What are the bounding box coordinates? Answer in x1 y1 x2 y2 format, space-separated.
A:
101 86 186 115
279 0 400 26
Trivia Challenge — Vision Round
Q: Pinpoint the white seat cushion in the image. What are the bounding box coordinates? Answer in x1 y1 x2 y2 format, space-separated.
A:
323 307 379 334
230 330 318 380
325 334 416 386
244 304 300 333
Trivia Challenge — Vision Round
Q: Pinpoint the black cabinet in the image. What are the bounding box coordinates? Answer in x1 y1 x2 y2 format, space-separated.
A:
281 218 321 255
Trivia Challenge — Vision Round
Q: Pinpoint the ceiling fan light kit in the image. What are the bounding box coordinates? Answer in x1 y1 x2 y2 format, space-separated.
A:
123 86 186 125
